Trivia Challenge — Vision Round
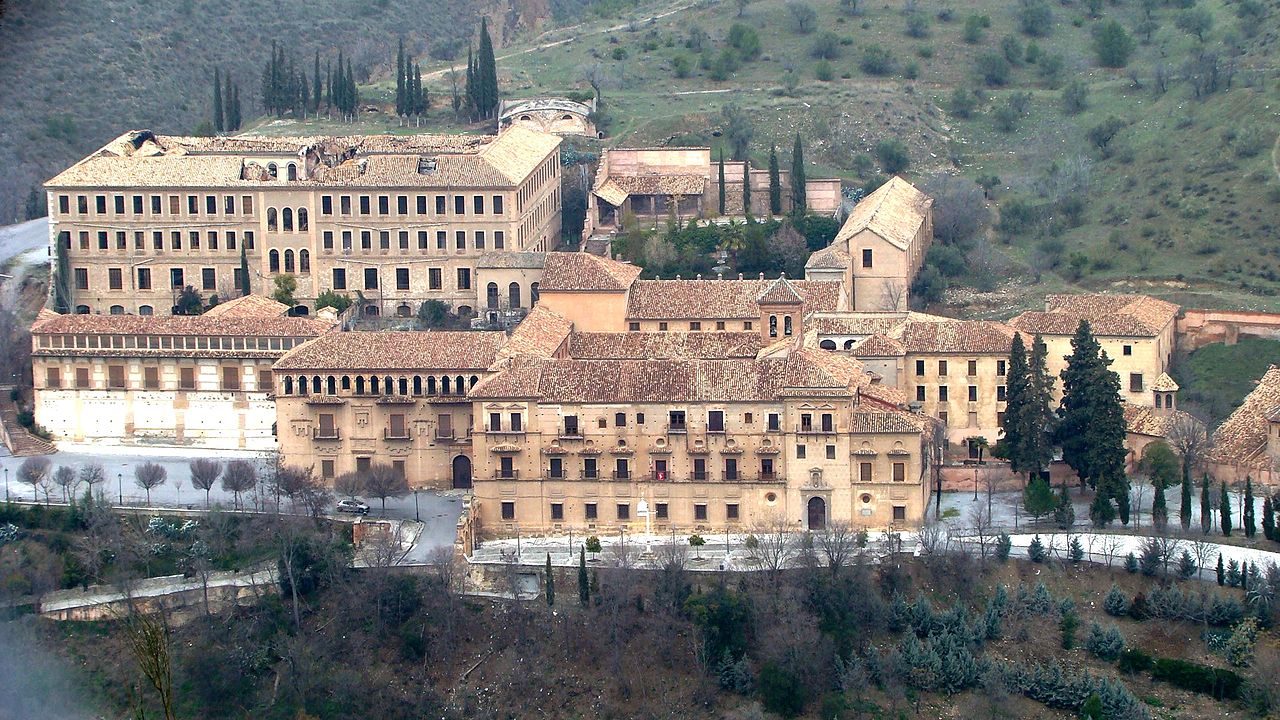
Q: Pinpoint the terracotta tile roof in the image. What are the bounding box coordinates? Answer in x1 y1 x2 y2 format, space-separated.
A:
495 306 573 361
810 312 910 336
757 277 805 305
894 318 1017 355
593 180 628 207
539 252 643 292
1210 366 1280 471
1152 372 1180 392
567 332 762 359
805 243 850 270
1123 403 1195 439
273 331 505 371
850 411 926 434
608 174 705 196
476 251 547 269
850 334 907 357
201 294 290 319
834 176 932 251
1009 294 1180 337
46 126 559 189
625 279 842 320
30 310 333 338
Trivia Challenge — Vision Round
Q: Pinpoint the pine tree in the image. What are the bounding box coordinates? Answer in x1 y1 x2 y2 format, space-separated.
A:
1090 491 1116 528
1263 495 1276 542
767 145 782 215
999 333 1031 477
1058 320 1127 500
742 158 752 217
1024 334 1057 476
396 37 406 119
53 235 72 313
213 67 224 132
312 52 322 114
545 553 555 607
1024 476 1056 522
1180 467 1193 530
717 151 727 215
578 547 589 605
478 17 498 118
239 245 251 297
1244 477 1256 538
1217 553 1226 586
1221 481 1233 537
1201 474 1212 534
790 133 807 214
1152 481 1168 530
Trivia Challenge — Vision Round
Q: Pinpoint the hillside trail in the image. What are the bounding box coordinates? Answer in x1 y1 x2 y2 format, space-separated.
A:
422 1 694 81
1272 130 1280 182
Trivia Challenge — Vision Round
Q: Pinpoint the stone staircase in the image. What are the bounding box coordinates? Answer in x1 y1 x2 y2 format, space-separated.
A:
0 386 56 457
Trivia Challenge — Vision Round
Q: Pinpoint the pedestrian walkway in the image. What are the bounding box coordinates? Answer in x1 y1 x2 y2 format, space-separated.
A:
0 386 56 457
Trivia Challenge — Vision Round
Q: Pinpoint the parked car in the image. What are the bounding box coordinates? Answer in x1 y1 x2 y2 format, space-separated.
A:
336 499 369 515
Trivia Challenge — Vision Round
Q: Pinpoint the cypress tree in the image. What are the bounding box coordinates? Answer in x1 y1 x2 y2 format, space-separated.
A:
465 46 476 119
299 69 310 119
1058 320 1127 496
1217 553 1225 586
578 547 589 606
240 245 251 297
224 73 236 130
717 150 727 215
767 144 782 215
1244 477 1256 538
1152 479 1167 530
1262 495 1275 542
1201 474 1212 534
213 67 224 132
396 37 406 118
261 49 274 115
25 187 45 220
346 58 357 117
790 133 806 214
325 59 333 111
1024 334 1057 476
742 158 752 217
478 17 498 118
545 553 555 607
232 84 242 130
53 235 72 313
1221 481 1233 537
1180 467 1193 530
415 64 428 117
1000 333 1031 478
312 52 322 114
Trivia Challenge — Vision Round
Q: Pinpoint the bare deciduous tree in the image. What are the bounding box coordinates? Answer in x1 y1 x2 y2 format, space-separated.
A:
1167 413 1209 484
133 462 167 506
745 516 793 583
120 609 177 720
815 520 859 575
188 459 221 508
967 503 995 560
363 463 409 516
880 278 906 312
1098 534 1123 567
17 456 51 503
220 460 257 510
53 465 77 502
78 462 106 498
334 471 365 499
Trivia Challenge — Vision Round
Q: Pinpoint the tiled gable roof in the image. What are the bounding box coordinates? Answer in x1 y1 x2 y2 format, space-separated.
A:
608 174 706 196
495 306 573 362
626 279 842 320
1009 294 1180 337
201 294 290 319
1123 403 1195 439
273 331 504 371
834 176 931 251
850 334 907 357
757 277 805 305
1152 372 1180 392
567 332 762 359
894 319 1017 355
805 243 850 270
30 310 333 338
539 252 643 292
1210 366 1280 471
476 251 547 269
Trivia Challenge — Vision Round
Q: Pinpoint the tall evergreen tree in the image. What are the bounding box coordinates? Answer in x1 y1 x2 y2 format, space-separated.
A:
1221 481 1233 537
999 333 1032 477
1057 320 1127 494
790 133 807 214
767 144 782 215
415 64 428 118
53 235 72 314
1244 477 1256 538
346 58 357 117
742 158 752 217
312 52 322 114
239 245 251 297
396 37 406 118
545 553 555 607
1201 474 1212 534
25 187 45 220
465 46 477 119
1024 334 1057 476
299 70 309 119
1263 495 1276 542
578 547 589 606
213 67 224 132
224 73 236 130
1152 480 1167 530
478 17 499 118
231 84 242 130
1180 466 1193 530
717 151 727 215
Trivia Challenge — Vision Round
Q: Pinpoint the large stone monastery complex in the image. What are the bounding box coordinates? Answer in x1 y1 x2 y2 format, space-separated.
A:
30 124 1263 538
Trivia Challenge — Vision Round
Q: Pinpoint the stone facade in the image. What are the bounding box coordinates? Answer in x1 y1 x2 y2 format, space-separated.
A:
498 97 599 138
30 296 334 449
44 127 562 317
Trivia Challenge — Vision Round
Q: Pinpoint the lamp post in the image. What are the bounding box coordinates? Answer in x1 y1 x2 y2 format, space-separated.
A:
413 488 420 522
117 472 123 506
4 467 9 502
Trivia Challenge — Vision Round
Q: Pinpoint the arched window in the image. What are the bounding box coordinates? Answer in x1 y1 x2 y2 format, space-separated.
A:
341 375 351 391
297 207 308 231
509 282 521 309
297 375 308 395
470 375 479 388
396 303 411 317
284 249 295 273
287 163 297 181
384 376 393 395
531 282 539 304
355 376 366 395
283 376 294 394
299 249 310 273
844 339 855 350
819 339 837 350
486 282 499 309
457 305 472 317
312 376 322 394
269 249 280 272
561 114 574 120
769 315 778 338
370 376 380 394
282 207 293 232
139 305 154 316
267 207 278 230
326 376 337 395
398 377 408 395
413 376 422 395
110 305 125 315
427 376 437 395
519 114 532 121
455 376 465 395
784 316 793 336
267 163 278 179
441 376 451 395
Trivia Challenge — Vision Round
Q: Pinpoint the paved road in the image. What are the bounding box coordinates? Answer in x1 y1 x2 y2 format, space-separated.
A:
0 444 466 559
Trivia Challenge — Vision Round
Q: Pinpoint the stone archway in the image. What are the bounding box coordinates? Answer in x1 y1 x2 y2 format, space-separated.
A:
807 496 827 531
452 455 472 490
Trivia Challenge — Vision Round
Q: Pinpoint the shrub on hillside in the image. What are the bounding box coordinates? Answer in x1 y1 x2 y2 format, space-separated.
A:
1085 623 1125 661
1103 585 1130 617
1151 657 1243 700
859 44 895 75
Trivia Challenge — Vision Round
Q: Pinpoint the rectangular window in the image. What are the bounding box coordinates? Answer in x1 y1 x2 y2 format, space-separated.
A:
1130 373 1144 392
333 268 347 290
475 231 485 249
143 367 159 390
377 195 389 214
938 360 948 376
501 502 515 520
112 195 124 214
321 196 333 215
689 321 702 331
189 231 200 249
1123 345 1133 356
614 412 626 428
361 231 371 250
494 230 505 249
585 502 598 520
435 195 446 214
510 412 523 432
893 506 906 521
859 462 872 482
455 230 466 250
58 195 69 214
96 195 107 214
915 359 925 376
997 385 1007 401
75 367 90 389
767 413 780 431
359 195 370 215
615 458 629 479
108 268 123 290
74 268 89 290
45 367 61 389
428 268 442 290
416 196 427 214
378 230 389 250
206 195 216 214
150 195 161 214
340 195 351 215
323 231 334 250
893 462 906 482
221 366 241 390
473 195 485 214
693 458 706 481
708 410 724 432
132 267 151 292
826 445 836 459
107 365 125 389
493 195 504 214
436 231 447 249
321 460 335 479
98 231 108 249
208 231 218 250
862 248 873 268
968 385 978 402
398 231 409 250
584 458 597 479
243 195 254 214
364 268 378 290
170 268 184 288
454 195 465 215
549 458 563 479
968 359 978 376
656 503 669 520
456 268 471 290
417 231 428 250
550 503 564 521
694 503 707 521
132 195 143 214
616 503 630 520
179 367 196 390
78 195 88 214
797 444 807 459
233 268 245 290
997 360 1007 376
396 267 410 290
939 386 949 402
629 322 640 331
916 386 926 402
939 410 949 426
187 195 197 214
726 503 739 521
725 458 738 480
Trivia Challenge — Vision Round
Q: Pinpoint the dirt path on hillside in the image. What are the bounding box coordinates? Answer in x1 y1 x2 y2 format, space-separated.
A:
422 1 694 81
